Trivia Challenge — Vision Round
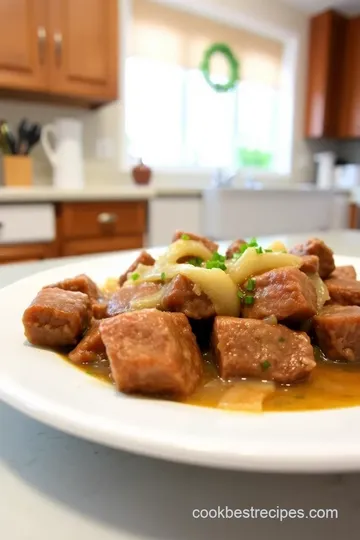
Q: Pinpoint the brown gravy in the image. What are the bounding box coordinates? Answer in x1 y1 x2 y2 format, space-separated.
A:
72 348 360 413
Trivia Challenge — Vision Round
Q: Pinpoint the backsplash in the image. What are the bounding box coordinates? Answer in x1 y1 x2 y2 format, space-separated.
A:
0 99 121 185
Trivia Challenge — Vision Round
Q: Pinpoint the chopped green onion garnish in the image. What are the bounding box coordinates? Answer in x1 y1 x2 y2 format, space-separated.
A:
181 234 190 240
239 244 249 254
261 360 271 371
205 251 227 271
205 260 226 271
245 278 256 291
188 257 203 267
265 249 273 253
248 237 258 247
161 272 166 281
237 290 245 299
244 295 254 305
232 252 242 260
256 246 263 254
131 272 140 281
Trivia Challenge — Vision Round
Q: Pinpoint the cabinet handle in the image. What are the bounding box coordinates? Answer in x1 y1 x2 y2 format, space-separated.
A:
37 27 47 64
97 212 118 224
54 32 63 64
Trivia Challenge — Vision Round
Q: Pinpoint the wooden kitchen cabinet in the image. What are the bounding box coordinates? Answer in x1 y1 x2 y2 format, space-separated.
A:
0 242 57 264
57 201 146 257
339 16 360 138
48 0 118 102
0 0 48 92
305 10 347 138
0 0 118 106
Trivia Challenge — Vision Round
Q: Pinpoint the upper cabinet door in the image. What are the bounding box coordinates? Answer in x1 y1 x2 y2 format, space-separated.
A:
339 17 360 138
305 10 347 138
49 0 118 102
0 0 48 91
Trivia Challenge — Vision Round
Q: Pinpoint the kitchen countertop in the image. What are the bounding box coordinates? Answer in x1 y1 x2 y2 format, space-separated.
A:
0 184 351 202
1 230 360 540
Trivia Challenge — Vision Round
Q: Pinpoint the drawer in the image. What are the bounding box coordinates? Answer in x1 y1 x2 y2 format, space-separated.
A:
61 235 144 257
0 204 56 244
0 242 58 264
59 202 147 240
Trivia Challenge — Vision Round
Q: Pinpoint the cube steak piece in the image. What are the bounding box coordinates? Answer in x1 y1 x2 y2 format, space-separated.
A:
118 251 155 287
69 320 106 364
313 305 360 362
299 255 319 275
329 266 357 281
212 317 316 384
160 275 215 319
106 282 162 317
172 230 218 253
225 239 247 259
44 273 100 301
100 309 203 397
324 278 360 306
242 267 317 322
289 238 335 279
23 288 90 348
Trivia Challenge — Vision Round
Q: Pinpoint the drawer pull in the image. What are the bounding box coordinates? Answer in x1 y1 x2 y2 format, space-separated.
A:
97 212 118 224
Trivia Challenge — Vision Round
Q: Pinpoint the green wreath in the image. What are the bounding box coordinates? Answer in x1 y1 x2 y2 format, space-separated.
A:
200 43 240 92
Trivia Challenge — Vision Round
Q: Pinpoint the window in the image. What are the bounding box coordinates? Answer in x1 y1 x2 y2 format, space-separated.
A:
125 0 284 172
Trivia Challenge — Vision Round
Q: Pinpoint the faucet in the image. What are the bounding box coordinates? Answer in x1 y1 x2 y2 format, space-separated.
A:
212 168 236 188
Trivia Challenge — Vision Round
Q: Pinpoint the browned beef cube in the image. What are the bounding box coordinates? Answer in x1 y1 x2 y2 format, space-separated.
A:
45 274 100 301
172 230 218 253
290 238 335 278
213 317 315 384
160 275 215 320
313 305 360 361
92 301 109 319
299 255 319 274
118 251 155 286
69 320 106 364
242 267 317 322
107 282 162 317
324 278 360 306
100 309 203 397
23 288 90 348
329 265 357 280
226 239 246 259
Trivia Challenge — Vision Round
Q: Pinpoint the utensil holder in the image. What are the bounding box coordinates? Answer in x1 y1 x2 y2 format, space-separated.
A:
2 156 33 187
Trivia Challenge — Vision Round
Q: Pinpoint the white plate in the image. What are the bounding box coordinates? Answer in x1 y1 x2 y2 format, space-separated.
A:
1 249 360 473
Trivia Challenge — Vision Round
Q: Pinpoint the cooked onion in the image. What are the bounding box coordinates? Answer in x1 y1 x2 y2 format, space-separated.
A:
263 315 278 325
124 263 240 316
130 290 163 310
269 240 287 252
157 239 213 265
307 273 330 312
227 247 302 285
218 380 275 412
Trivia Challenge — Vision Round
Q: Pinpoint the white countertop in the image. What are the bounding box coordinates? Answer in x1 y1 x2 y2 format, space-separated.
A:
1 230 360 540
0 184 350 202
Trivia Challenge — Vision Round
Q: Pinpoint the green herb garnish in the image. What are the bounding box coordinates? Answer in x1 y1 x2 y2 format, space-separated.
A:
245 278 256 291
248 237 258 247
161 272 166 281
256 246 263 254
205 252 227 271
265 249 273 253
188 257 203 267
244 295 255 305
261 361 271 371
181 234 190 240
131 272 140 281
237 290 245 299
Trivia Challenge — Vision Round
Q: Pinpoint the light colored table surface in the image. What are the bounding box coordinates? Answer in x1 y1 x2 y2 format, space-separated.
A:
2 230 360 540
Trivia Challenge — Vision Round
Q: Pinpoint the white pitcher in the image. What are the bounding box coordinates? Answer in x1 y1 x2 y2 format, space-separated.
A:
41 118 84 189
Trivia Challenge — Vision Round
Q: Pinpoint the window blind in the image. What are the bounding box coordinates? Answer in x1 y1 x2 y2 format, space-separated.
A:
130 0 284 87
